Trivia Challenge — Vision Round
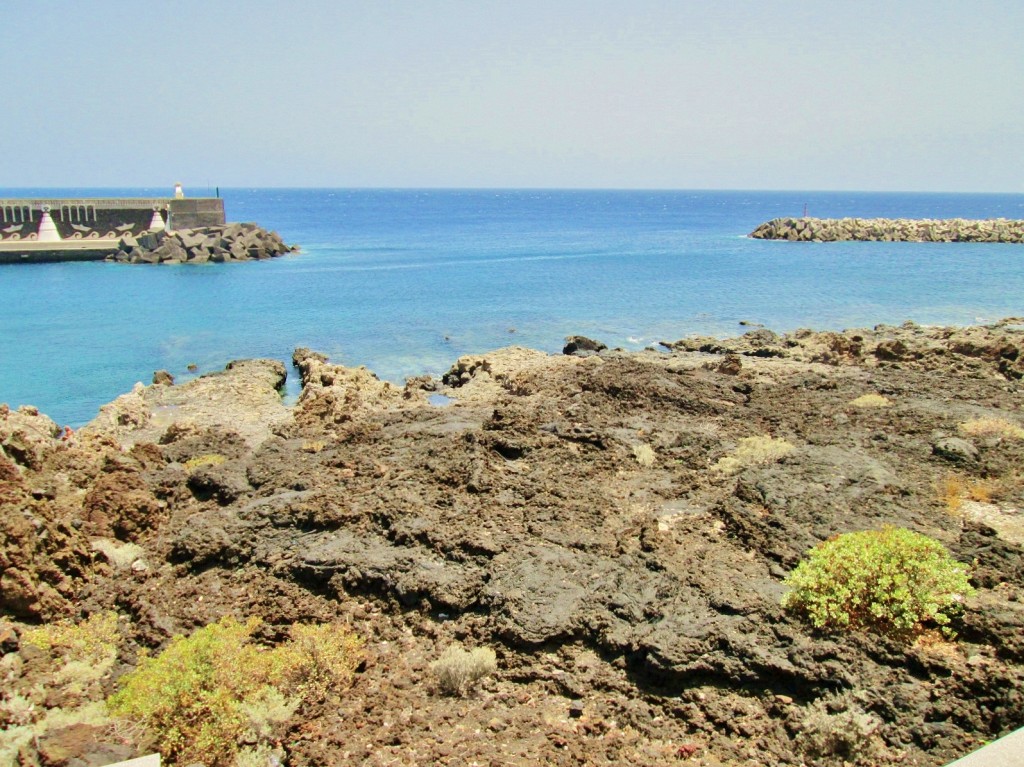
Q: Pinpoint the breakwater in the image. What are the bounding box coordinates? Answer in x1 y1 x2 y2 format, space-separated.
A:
750 217 1024 243
108 223 295 264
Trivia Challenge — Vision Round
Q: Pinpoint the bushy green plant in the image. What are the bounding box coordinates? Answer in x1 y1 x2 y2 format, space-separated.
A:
3 613 123 765
22 611 122 697
782 527 974 641
107 616 362 767
23 611 121 668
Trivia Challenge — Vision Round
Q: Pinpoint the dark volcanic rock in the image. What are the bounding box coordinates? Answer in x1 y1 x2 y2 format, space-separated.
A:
563 335 608 356
4 320 1024 767
932 436 980 465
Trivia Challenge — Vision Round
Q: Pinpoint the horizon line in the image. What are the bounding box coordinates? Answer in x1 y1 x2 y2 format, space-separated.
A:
2 185 1023 197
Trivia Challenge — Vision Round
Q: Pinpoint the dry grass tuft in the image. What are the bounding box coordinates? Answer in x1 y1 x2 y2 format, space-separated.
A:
692 418 722 439
714 435 795 474
914 629 963 662
796 694 888 765
966 481 997 504
632 443 656 467
91 538 147 570
183 453 227 471
958 417 1024 441
940 472 1007 514
940 473 966 514
849 393 892 409
431 645 497 696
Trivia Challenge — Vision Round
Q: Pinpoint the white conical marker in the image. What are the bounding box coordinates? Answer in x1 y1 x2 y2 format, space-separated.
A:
37 207 61 242
149 209 166 231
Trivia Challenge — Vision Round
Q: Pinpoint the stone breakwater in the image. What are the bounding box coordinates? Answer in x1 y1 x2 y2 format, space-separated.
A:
107 222 295 264
750 217 1024 243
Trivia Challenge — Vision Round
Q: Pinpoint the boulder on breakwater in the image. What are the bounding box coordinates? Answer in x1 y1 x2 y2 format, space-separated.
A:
107 222 295 264
750 217 1024 243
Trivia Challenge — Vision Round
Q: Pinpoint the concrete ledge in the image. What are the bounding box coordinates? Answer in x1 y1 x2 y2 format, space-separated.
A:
946 727 1024 766
0 239 120 263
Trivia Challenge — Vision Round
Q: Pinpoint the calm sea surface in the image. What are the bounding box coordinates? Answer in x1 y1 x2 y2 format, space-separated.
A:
2 188 1023 426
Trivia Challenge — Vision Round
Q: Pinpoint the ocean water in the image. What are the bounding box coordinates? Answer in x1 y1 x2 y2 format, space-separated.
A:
2 188 1023 427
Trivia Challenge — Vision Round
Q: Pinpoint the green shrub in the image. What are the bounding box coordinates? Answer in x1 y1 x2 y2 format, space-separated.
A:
22 612 122 697
23 611 121 668
107 616 362 767
782 527 974 641
4 613 123 765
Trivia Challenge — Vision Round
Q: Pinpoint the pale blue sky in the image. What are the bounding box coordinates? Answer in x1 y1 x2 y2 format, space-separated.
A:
2 1 1021 191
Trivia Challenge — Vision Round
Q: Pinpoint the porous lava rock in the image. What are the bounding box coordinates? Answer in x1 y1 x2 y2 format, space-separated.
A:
3 321 1024 766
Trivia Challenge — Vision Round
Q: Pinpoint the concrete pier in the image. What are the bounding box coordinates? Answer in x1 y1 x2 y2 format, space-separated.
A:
0 197 226 263
0 197 224 243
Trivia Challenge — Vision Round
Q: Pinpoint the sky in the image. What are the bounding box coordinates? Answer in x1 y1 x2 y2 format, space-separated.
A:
2 1 1022 192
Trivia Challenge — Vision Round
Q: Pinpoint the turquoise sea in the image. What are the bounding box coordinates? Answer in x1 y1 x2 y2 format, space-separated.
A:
1 188 1023 427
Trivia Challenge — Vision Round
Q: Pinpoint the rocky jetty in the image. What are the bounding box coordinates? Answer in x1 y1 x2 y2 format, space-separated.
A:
107 222 295 264
2 320 1024 766
750 217 1024 243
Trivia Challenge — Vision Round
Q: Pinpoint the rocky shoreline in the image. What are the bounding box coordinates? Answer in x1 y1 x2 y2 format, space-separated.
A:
2 320 1023 766
107 223 295 264
750 217 1024 243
